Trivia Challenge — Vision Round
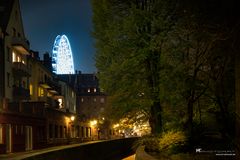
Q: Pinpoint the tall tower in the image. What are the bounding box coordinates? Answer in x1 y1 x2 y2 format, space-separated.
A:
52 35 75 74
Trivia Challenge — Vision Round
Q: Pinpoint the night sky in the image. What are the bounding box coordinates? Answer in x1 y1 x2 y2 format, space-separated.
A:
20 0 96 73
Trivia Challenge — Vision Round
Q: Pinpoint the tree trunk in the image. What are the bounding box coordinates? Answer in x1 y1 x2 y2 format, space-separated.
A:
187 100 194 136
149 101 162 134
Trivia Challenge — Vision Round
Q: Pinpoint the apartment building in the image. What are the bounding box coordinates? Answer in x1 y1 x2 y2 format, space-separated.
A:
0 0 45 153
0 0 93 154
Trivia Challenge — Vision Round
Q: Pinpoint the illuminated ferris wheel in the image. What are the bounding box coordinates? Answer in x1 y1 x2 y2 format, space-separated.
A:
52 35 75 74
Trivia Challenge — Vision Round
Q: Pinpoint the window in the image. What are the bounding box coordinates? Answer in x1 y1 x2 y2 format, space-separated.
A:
15 10 18 20
100 98 105 103
93 98 97 102
58 98 63 109
94 88 97 92
55 125 58 138
72 91 74 97
0 125 3 143
21 125 24 135
81 98 84 102
29 84 33 96
12 51 16 62
59 126 63 138
12 28 16 36
64 126 67 138
15 125 18 135
17 56 21 62
38 87 44 97
87 89 90 93
49 124 53 138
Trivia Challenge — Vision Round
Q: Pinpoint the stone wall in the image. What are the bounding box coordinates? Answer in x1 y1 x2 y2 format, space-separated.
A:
23 137 138 160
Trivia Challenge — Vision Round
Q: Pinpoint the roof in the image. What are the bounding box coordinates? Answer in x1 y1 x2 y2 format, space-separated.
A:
0 0 14 31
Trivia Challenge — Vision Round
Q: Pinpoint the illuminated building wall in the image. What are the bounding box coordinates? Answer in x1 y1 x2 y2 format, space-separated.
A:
52 35 75 74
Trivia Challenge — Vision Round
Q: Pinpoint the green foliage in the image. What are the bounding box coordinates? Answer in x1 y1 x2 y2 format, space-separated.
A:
92 0 236 142
159 131 187 154
135 135 161 152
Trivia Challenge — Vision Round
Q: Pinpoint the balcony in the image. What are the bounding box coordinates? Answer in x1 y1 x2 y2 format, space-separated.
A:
11 37 30 55
12 86 30 101
12 62 31 77
39 96 59 108
39 78 61 95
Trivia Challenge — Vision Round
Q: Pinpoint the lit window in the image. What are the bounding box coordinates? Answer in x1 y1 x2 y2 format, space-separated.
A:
38 87 44 97
29 84 33 96
0 125 3 144
22 60 25 64
94 88 97 92
17 56 21 62
72 91 74 97
12 51 16 62
93 98 97 102
58 98 63 108
87 89 90 93
81 98 84 102
100 98 105 103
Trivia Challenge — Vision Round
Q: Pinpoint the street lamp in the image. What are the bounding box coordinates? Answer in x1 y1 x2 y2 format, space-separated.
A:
70 116 75 122
90 120 97 126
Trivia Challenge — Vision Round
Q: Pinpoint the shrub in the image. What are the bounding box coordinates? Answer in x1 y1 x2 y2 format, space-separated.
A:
135 135 160 152
159 130 186 154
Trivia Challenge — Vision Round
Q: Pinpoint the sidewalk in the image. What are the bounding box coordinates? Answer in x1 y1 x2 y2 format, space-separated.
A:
122 154 135 160
0 141 99 160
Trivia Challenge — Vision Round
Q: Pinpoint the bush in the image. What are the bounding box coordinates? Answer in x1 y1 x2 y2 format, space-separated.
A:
135 135 160 152
159 130 186 154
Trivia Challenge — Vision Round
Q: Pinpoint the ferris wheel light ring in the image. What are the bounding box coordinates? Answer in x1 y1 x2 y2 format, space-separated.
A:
52 34 75 74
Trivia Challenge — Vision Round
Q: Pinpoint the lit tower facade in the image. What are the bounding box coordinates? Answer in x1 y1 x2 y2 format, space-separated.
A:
52 35 75 74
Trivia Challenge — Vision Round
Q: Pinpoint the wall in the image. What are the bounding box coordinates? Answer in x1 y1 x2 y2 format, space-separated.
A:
23 137 138 160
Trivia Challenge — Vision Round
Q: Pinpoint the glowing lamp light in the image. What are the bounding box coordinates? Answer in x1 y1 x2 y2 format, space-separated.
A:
70 116 75 122
90 120 98 126
113 124 119 129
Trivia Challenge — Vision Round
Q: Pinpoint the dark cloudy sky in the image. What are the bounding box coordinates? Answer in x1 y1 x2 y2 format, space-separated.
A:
20 0 96 73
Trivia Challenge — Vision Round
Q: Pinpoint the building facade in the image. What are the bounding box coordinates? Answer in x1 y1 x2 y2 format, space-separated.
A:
58 73 109 139
0 0 95 154
0 0 43 153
